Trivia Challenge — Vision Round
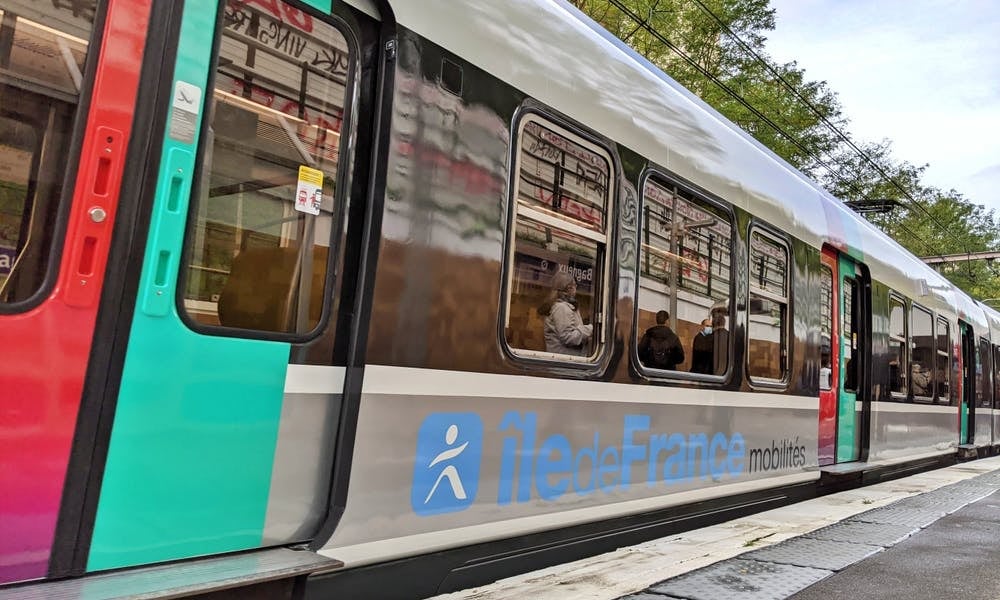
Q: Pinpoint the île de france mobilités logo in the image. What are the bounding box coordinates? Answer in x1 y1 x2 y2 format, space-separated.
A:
411 413 484 516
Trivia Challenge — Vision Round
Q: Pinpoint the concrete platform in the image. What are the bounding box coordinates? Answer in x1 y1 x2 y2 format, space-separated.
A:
789 489 1000 600
430 456 1000 600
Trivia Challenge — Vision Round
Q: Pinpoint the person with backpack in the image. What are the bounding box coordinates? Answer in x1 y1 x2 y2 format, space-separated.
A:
638 310 685 370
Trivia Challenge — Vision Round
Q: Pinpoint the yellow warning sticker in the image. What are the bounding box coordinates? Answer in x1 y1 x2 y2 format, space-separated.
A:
295 165 324 215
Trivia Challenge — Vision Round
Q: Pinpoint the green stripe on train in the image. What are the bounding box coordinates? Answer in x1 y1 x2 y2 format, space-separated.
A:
87 1 290 570
303 0 333 11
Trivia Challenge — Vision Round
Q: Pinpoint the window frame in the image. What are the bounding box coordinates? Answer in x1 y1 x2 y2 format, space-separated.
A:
818 261 835 392
0 3 106 313
174 1 361 343
0 112 43 297
909 302 935 403
841 275 860 393
993 344 1000 411
745 223 791 388
935 316 951 405
977 336 993 410
499 108 617 366
630 169 736 381
887 292 909 401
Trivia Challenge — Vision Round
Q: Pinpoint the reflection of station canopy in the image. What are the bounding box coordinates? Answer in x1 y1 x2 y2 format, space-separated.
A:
641 179 732 331
0 3 91 100
217 1 350 171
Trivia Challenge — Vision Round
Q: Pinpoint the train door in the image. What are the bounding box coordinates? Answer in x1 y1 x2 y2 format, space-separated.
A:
0 0 150 584
81 0 379 573
818 247 866 464
959 321 974 444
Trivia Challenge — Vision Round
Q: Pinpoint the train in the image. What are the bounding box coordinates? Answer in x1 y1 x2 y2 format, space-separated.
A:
1 0 998 598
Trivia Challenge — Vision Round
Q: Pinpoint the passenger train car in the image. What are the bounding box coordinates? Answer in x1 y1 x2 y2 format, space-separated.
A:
1 0 998 597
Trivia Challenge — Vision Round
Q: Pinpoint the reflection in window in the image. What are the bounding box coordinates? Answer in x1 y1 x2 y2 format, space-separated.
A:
182 0 352 335
937 318 951 404
888 296 907 398
0 4 94 304
993 345 1000 410
747 230 788 382
842 278 858 392
911 306 933 401
977 337 992 409
819 264 833 391
504 116 610 360
637 178 732 375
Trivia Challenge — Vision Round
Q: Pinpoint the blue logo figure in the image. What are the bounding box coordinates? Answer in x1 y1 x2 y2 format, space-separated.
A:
411 413 483 515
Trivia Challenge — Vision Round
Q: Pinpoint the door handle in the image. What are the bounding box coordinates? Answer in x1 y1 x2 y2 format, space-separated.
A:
65 126 125 308
140 147 193 317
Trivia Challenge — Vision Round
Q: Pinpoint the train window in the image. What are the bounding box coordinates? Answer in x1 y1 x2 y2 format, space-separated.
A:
888 295 907 399
747 229 789 383
636 177 732 376
180 1 354 335
993 345 1000 410
937 318 951 405
977 337 992 409
910 305 934 402
504 114 611 361
819 264 833 391
0 4 94 305
842 278 858 392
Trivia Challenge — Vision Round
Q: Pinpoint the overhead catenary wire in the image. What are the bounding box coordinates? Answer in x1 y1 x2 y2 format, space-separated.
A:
602 0 949 259
603 0 865 197
700 0 967 250
603 0 962 257
683 0 971 254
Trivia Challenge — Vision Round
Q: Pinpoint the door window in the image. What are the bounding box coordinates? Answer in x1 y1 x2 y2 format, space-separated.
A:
181 0 354 336
842 277 858 392
0 3 95 305
819 263 833 391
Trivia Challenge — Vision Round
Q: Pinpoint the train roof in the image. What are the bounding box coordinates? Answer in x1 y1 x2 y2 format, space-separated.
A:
389 0 985 325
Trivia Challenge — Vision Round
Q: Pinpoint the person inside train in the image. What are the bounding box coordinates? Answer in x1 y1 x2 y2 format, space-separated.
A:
711 310 729 375
819 345 832 391
539 271 592 356
911 362 931 397
690 318 714 374
936 367 949 403
888 358 902 394
638 310 684 369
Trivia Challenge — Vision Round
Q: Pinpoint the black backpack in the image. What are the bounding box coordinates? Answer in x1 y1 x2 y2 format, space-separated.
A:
648 334 681 368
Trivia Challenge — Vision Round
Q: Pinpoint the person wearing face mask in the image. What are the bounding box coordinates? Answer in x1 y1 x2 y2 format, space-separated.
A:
539 271 593 356
690 317 714 374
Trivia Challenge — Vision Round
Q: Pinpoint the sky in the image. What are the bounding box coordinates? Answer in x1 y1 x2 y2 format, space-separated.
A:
764 0 1000 213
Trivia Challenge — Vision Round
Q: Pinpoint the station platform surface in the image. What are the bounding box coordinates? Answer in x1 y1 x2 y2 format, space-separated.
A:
431 455 1000 600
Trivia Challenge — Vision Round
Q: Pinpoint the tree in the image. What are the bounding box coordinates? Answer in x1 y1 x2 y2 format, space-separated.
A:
569 0 1000 300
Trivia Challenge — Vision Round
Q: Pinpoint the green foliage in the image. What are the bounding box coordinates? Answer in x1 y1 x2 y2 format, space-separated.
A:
569 0 1000 301
878 193 1000 303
